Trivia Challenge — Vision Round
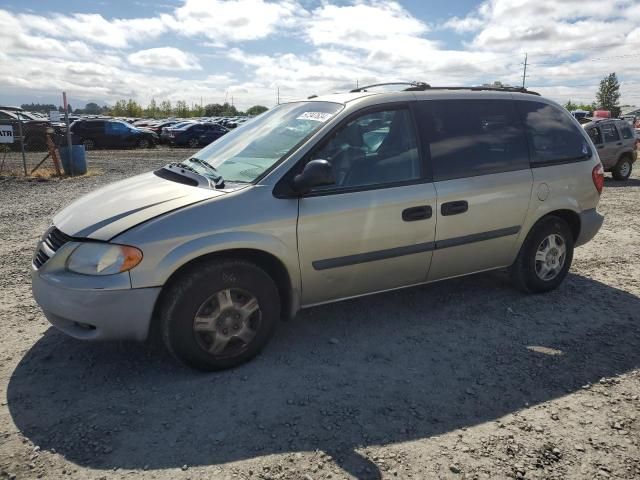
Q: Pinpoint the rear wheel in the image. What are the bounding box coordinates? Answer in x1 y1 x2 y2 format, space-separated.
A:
510 216 574 293
187 137 199 148
612 156 632 181
160 259 280 371
137 138 150 149
82 138 95 150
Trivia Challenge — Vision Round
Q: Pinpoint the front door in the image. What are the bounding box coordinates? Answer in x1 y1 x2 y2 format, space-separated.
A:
414 98 533 281
296 105 437 305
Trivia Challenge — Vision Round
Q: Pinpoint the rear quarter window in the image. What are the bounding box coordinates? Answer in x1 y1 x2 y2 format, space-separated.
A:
517 101 589 165
415 99 529 181
620 125 633 140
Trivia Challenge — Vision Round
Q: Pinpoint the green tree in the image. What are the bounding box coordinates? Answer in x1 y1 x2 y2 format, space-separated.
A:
173 100 189 117
159 100 172 117
204 103 224 116
191 104 204 117
20 103 57 113
110 100 127 116
126 99 143 117
66 103 73 113
220 102 237 116
596 73 621 117
146 98 158 118
83 102 101 114
246 105 268 116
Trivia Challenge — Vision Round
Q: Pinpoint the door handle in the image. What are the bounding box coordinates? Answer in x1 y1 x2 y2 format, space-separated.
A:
402 205 432 221
441 200 468 216
597 145 604 149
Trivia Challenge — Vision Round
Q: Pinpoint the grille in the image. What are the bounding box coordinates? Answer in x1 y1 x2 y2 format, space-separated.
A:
33 227 73 269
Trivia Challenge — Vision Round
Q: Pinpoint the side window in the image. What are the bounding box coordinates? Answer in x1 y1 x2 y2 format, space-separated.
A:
106 122 127 134
416 99 529 181
86 121 105 133
601 124 620 142
587 127 603 145
0 112 14 120
309 108 421 190
620 125 633 140
518 101 589 164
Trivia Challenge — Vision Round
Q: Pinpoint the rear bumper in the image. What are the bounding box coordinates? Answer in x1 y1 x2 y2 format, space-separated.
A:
32 269 161 341
576 208 604 247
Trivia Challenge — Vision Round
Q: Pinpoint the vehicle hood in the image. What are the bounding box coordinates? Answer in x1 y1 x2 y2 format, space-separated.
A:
54 171 228 240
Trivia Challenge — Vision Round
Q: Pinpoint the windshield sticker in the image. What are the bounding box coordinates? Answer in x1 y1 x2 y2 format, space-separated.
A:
296 111 333 122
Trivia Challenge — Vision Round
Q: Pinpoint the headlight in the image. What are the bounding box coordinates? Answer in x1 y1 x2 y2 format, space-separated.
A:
67 243 143 275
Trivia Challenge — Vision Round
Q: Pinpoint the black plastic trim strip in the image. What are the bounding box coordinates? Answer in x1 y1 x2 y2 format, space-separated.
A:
312 241 436 270
435 226 520 249
312 225 521 270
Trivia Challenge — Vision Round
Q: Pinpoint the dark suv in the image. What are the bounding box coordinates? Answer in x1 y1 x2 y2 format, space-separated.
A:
583 118 636 180
168 122 228 147
70 119 158 150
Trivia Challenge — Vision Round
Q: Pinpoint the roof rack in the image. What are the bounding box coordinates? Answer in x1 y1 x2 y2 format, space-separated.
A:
350 81 430 93
423 86 540 96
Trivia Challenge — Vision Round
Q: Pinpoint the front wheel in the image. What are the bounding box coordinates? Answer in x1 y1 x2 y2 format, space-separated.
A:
160 259 280 371
612 157 632 181
137 138 150 149
187 137 199 148
510 216 574 293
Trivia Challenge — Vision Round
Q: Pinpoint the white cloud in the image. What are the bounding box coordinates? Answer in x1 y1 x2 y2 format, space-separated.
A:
19 12 167 48
128 47 202 70
2 1 640 110
164 0 302 43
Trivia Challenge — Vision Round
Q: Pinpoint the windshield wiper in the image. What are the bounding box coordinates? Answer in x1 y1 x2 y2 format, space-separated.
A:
187 157 225 188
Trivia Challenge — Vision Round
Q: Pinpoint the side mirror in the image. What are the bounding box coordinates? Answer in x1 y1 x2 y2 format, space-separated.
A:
291 159 335 194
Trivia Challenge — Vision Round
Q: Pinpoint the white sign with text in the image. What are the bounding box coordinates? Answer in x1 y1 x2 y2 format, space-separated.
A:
0 125 14 143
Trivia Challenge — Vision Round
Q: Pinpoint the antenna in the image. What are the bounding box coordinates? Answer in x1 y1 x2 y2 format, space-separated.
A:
522 52 528 88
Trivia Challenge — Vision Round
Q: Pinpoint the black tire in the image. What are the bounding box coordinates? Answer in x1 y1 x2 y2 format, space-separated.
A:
137 138 150 149
187 137 199 148
160 259 280 371
510 216 574 294
82 138 95 150
612 156 633 181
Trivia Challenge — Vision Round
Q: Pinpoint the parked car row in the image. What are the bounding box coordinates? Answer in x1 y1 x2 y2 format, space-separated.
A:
0 106 66 151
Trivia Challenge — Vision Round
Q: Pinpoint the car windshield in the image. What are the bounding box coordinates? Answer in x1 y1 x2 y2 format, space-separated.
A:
184 101 343 183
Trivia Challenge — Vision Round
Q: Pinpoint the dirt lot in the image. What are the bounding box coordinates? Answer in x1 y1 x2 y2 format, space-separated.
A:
1 148 639 480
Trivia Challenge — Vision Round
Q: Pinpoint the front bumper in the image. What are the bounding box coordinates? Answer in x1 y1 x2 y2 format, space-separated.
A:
31 242 160 341
576 208 604 247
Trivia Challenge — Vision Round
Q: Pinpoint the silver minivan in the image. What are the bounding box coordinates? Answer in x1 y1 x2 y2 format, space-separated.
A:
32 85 605 371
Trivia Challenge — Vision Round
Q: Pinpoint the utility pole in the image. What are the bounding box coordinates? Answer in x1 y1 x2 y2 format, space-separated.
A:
522 52 528 88
277 86 280 105
356 79 359 89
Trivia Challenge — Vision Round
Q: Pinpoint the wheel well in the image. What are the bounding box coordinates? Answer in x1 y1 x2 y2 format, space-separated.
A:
543 209 580 242
618 152 634 162
152 249 294 335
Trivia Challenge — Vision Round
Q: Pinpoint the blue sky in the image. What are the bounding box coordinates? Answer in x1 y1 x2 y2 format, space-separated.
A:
1 0 639 110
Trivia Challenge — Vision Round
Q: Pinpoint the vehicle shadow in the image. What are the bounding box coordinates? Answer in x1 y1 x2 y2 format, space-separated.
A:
604 177 640 187
7 271 640 478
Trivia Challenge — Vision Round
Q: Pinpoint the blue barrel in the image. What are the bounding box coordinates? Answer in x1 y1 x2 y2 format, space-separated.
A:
58 145 87 175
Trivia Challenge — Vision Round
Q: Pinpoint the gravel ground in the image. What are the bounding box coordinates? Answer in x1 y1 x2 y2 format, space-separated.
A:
1 148 639 480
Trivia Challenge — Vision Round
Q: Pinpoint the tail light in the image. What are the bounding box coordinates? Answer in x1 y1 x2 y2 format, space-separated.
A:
592 164 604 194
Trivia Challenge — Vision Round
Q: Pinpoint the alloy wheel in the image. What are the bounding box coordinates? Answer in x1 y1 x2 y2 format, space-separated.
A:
534 233 566 281
192 288 261 357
